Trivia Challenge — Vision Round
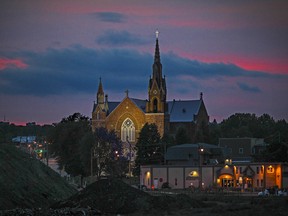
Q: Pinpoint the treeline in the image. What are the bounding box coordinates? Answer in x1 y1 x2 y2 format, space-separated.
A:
209 113 288 145
1 112 287 177
0 122 52 144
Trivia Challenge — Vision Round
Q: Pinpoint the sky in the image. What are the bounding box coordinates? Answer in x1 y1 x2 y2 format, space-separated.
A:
0 0 288 125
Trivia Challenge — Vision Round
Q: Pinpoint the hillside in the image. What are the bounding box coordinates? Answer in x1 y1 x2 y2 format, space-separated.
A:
0 144 76 210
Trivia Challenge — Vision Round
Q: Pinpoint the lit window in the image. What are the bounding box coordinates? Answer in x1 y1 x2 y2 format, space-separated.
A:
121 118 135 142
267 165 274 173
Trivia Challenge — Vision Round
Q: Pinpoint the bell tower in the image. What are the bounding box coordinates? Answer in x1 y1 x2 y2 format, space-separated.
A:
146 30 167 113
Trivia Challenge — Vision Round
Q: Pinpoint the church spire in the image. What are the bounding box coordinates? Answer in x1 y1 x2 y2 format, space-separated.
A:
154 30 161 64
97 77 104 105
147 30 167 113
152 30 163 88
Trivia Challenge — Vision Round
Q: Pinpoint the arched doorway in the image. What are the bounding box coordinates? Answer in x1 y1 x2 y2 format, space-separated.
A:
219 174 234 187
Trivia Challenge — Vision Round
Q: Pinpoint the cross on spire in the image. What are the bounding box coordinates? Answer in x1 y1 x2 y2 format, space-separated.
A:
155 29 159 39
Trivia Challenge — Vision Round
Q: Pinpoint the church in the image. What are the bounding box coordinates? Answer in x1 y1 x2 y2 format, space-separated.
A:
92 33 209 146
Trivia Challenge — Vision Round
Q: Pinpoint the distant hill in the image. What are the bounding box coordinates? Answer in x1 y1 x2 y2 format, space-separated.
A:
0 144 76 210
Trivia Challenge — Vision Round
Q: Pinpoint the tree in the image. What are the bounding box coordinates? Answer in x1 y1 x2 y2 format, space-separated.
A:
208 119 221 145
48 113 91 180
89 127 124 179
175 127 190 144
134 123 161 176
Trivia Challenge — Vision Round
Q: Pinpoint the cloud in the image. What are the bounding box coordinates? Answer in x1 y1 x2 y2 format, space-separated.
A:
237 82 261 93
92 12 126 23
96 30 148 46
0 45 285 97
0 58 28 70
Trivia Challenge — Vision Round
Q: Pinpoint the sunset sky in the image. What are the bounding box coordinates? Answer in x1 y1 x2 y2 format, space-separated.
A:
1 0 288 125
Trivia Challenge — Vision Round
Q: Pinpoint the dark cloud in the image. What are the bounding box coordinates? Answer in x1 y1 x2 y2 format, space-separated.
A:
92 12 126 23
0 46 283 97
237 82 261 93
164 52 279 79
96 30 148 46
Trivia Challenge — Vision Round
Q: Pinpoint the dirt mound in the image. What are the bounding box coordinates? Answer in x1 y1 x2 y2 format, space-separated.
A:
0 144 76 210
53 178 205 214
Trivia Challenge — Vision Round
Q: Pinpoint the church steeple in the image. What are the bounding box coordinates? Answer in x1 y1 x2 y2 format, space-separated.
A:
152 30 163 89
147 30 167 113
154 30 161 64
97 77 104 106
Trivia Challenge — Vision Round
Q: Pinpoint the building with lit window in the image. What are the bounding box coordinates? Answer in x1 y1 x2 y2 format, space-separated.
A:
92 33 209 158
141 162 288 190
141 143 288 190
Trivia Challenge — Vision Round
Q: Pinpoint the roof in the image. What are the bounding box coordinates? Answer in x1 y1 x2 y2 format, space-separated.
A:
92 97 204 123
130 98 147 112
107 102 120 113
167 100 202 122
165 143 221 161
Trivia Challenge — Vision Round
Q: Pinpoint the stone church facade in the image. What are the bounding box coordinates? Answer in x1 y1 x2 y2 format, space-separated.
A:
92 35 209 146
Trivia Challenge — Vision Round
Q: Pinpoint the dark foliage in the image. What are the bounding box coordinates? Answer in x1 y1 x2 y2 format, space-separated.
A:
134 123 161 175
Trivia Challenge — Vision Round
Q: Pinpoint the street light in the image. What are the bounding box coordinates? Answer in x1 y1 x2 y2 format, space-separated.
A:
198 144 204 189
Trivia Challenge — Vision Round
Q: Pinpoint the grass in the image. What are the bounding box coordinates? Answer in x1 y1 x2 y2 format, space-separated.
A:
0 143 77 210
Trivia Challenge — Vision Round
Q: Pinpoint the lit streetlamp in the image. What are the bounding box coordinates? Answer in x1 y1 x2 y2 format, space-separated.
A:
199 145 204 189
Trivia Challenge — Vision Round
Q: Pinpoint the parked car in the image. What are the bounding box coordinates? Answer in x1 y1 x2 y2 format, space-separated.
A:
277 189 288 196
258 189 269 196
138 185 147 191
161 182 171 189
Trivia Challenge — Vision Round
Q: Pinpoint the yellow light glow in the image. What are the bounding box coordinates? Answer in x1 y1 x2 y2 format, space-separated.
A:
217 179 220 183
146 172 150 176
225 165 229 168
239 177 243 184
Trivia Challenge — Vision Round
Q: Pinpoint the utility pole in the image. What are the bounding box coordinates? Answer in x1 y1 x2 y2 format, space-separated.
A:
46 141 49 166
127 136 132 178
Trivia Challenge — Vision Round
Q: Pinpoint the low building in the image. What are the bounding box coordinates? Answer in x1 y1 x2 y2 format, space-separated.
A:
140 162 288 190
165 143 224 166
219 138 268 162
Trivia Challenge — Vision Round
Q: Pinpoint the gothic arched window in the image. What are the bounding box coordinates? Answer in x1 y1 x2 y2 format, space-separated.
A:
153 98 158 112
121 118 135 142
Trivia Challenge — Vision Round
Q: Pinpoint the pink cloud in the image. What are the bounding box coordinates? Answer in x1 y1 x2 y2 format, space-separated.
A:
178 52 288 75
0 58 28 70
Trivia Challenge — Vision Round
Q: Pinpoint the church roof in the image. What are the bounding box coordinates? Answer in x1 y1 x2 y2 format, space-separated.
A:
100 98 146 115
93 98 203 122
167 100 202 122
130 98 147 112
107 102 120 113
